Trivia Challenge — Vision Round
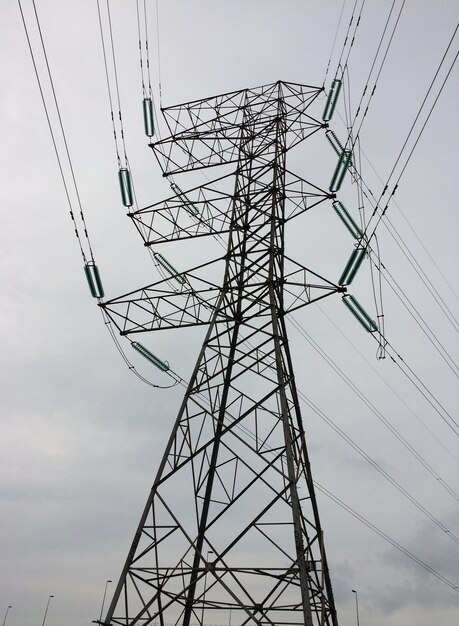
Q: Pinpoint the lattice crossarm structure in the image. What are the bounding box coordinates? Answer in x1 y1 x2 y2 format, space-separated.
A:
131 173 235 246
100 275 340 337
282 259 345 314
103 82 338 626
152 81 326 176
283 169 335 221
101 267 224 335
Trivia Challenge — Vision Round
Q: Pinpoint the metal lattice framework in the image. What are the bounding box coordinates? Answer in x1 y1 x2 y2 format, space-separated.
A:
101 81 343 626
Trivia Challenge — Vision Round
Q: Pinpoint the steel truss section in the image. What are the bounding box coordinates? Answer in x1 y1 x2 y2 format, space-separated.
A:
101 81 340 626
130 169 334 246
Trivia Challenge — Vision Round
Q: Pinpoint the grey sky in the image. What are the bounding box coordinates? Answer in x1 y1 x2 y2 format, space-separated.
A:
1 1 458 625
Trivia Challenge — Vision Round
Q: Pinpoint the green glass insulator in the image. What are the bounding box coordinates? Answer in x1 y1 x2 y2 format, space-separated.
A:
323 79 342 122
332 201 363 239
329 150 352 192
118 168 133 208
342 295 377 332
84 262 104 298
132 342 170 371
339 247 366 286
143 98 155 137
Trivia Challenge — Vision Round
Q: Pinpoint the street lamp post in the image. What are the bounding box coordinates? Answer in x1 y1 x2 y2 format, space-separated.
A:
352 589 360 626
41 595 54 626
201 550 214 626
2 606 12 626
99 580 113 624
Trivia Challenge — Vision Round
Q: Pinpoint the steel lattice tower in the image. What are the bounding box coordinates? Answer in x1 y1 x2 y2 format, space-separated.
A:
101 81 343 626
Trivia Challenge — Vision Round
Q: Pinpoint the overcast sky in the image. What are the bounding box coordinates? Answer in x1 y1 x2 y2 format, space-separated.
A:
1 1 458 625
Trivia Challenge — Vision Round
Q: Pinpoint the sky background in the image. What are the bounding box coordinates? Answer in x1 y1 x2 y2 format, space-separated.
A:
1 1 458 625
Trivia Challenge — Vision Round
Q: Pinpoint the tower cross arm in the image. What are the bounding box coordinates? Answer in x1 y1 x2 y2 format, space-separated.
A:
131 174 234 245
100 261 225 335
282 257 346 314
152 82 325 176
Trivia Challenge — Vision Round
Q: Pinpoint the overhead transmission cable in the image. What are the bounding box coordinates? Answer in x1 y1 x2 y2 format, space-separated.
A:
135 0 147 97
29 0 96 265
379 336 459 439
322 0 405 355
321 242 459 436
135 0 168 171
334 18 458 254
17 0 89 264
333 105 459 370
360 145 459 305
348 0 406 147
155 0 163 108
343 152 459 370
19 0 178 390
323 0 348 86
324 0 454 342
348 179 459 378
339 0 367 76
296 390 459 546
315 303 459 466
353 203 459 379
317 215 459 434
355 159 459 335
360 23 459 245
96 0 122 167
315 481 459 593
337 85 388 358
346 0 398 125
344 135 459 373
289 315 459 503
105 0 128 164
332 0 365 82
144 0 153 96
378 22 458 190
394 53 459 189
378 259 459 378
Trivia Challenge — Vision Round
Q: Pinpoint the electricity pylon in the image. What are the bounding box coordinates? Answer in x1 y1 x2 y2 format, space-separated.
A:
101 81 343 626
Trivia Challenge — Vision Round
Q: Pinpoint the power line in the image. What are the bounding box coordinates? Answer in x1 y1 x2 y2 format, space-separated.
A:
360 174 459 336
19 0 179 391
96 0 121 166
339 0 366 72
17 0 88 263
295 390 459 548
105 0 128 163
360 144 459 305
333 107 459 360
323 0 348 85
380 23 458 194
335 157 459 374
155 0 163 107
329 17 458 346
380 338 459 439
349 0 406 146
333 0 365 80
315 481 459 593
377 256 459 379
289 315 459 503
135 0 147 96
316 303 459 467
362 24 459 244
331 126 459 374
31 0 96 263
